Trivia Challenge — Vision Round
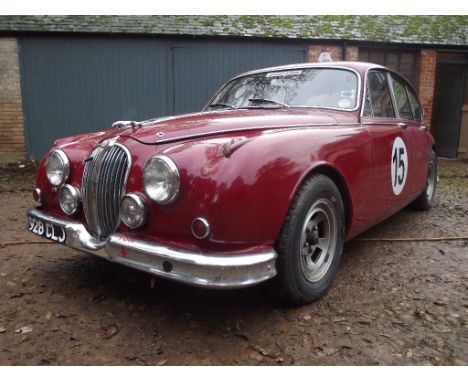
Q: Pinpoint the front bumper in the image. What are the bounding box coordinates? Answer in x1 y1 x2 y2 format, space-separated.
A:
26 208 278 289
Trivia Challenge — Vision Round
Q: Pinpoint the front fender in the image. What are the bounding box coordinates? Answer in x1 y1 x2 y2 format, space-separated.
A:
121 125 372 252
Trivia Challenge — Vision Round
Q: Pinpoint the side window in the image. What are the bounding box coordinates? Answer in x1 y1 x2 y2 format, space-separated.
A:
363 84 373 117
390 75 414 120
407 87 423 121
364 71 395 118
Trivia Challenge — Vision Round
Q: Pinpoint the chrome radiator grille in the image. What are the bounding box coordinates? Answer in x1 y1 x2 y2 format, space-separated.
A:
82 144 130 239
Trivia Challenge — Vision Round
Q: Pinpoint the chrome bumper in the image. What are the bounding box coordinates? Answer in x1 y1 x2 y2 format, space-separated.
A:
26 208 278 289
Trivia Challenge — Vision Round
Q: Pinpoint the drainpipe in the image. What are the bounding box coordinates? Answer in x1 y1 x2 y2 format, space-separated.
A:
342 42 347 61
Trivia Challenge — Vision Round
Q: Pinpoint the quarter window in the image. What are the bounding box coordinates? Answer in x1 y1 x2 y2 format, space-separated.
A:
364 71 395 118
390 75 414 120
407 87 423 121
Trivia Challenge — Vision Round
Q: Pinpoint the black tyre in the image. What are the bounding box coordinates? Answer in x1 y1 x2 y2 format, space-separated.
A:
410 150 437 211
272 174 345 305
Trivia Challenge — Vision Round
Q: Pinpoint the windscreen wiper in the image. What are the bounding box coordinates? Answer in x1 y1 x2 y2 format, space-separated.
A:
247 98 289 108
209 102 237 110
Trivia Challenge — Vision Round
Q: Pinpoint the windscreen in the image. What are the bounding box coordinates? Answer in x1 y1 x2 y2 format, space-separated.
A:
210 68 359 110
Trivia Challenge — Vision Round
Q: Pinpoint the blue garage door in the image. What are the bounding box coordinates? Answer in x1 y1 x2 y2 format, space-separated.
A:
19 36 308 158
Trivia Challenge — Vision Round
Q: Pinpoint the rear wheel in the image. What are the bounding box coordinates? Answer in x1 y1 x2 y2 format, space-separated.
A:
410 150 437 211
272 174 345 305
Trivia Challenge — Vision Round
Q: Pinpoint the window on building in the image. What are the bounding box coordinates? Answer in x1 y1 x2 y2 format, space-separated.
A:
359 48 419 89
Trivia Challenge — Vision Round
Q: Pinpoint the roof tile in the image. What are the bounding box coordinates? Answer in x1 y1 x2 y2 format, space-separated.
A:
0 15 466 46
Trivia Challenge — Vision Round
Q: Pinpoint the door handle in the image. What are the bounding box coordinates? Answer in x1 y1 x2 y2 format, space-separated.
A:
397 123 407 129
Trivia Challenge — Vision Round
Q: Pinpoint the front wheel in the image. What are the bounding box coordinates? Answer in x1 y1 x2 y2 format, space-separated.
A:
410 150 437 211
272 174 345 305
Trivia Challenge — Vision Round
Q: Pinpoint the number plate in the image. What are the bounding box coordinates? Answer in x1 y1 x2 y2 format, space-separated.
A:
27 216 66 243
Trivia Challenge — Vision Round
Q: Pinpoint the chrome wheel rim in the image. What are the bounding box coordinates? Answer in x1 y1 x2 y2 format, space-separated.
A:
299 199 338 283
426 160 436 201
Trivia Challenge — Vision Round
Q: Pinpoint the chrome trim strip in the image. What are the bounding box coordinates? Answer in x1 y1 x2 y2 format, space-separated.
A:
361 121 402 126
141 112 214 127
113 143 132 231
26 208 278 289
230 62 364 83
360 67 377 121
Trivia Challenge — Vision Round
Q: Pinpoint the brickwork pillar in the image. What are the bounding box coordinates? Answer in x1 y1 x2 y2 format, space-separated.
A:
0 37 26 164
418 49 437 128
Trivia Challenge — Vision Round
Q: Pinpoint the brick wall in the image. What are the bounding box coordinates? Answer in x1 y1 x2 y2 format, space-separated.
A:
418 49 437 128
308 44 359 62
0 37 26 164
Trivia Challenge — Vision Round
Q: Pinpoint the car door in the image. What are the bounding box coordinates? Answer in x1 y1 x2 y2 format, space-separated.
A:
388 72 426 199
405 82 429 194
361 69 414 222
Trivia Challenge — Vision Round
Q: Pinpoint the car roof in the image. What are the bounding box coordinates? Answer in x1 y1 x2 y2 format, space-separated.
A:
232 61 385 80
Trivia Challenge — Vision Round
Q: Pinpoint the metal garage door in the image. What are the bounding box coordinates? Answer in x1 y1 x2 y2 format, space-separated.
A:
18 36 308 159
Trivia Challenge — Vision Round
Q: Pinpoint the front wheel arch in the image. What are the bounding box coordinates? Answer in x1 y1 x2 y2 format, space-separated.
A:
292 164 352 237
271 173 346 305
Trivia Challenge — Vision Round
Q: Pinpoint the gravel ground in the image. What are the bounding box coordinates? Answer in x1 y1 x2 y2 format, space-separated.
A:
0 158 467 365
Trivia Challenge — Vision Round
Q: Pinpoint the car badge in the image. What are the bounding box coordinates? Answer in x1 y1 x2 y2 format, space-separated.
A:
100 139 110 148
100 136 118 148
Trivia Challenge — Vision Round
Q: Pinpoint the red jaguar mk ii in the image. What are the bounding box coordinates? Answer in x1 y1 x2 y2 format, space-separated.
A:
27 61 437 304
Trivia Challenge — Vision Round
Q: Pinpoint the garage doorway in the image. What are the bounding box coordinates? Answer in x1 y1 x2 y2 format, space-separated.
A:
433 60 467 158
19 36 308 159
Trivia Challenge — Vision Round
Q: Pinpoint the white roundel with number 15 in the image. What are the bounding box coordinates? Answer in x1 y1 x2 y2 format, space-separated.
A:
391 137 408 195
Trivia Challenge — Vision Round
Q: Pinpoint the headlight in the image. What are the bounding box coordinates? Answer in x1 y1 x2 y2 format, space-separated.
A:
120 194 147 229
59 185 81 215
45 150 69 187
143 155 180 204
